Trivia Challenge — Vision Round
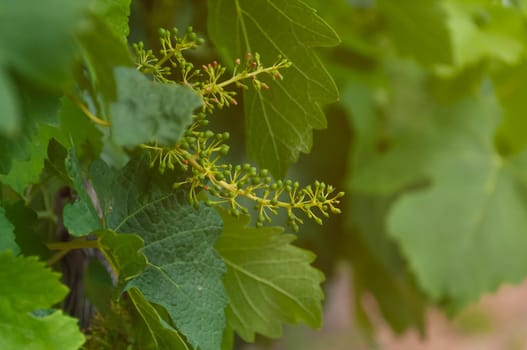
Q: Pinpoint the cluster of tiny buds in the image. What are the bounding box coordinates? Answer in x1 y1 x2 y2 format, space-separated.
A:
134 26 341 231
133 27 292 113
197 52 291 112
133 26 202 83
141 120 344 232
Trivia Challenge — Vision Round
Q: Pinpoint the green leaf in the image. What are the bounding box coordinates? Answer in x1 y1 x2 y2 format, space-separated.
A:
0 135 28 175
125 193 226 350
378 0 452 65
84 258 115 312
90 0 132 38
3 201 44 258
65 155 228 350
98 230 147 290
129 288 189 350
221 325 234 350
58 97 103 154
207 0 340 177
348 61 432 195
63 149 102 236
353 90 527 307
0 124 66 195
0 207 19 254
111 67 202 147
0 82 62 176
444 1 526 68
0 0 88 89
348 194 426 334
215 210 324 341
77 15 134 115
0 67 20 136
0 251 85 349
493 62 527 155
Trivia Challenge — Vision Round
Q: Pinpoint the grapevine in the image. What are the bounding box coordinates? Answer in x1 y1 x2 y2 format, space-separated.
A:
134 27 343 231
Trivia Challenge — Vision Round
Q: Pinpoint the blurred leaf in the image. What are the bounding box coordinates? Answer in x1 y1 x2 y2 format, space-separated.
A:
77 15 134 116
444 0 526 67
90 0 132 38
216 210 324 341
0 207 19 254
378 0 452 65
0 0 87 89
111 67 202 148
0 82 62 176
58 97 103 154
349 194 426 333
0 251 85 349
63 149 101 236
44 138 70 183
0 124 65 195
3 201 43 258
493 61 527 155
207 0 340 177
348 61 432 195
0 68 20 136
84 258 115 312
380 94 527 308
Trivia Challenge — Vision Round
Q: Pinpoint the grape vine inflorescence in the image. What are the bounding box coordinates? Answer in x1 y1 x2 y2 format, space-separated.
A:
135 27 343 231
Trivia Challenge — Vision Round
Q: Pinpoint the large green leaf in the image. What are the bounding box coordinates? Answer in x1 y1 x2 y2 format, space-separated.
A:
0 207 19 254
0 0 87 175
110 67 202 148
125 193 226 350
207 0 340 177
352 87 527 307
378 0 452 65
215 211 324 341
0 252 85 349
64 155 227 350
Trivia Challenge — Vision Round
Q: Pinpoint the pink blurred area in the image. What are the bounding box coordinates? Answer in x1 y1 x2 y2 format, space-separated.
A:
245 263 527 350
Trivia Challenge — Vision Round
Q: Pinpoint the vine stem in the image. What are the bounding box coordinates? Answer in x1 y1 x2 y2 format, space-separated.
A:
182 148 317 211
211 64 283 91
142 50 176 74
46 238 100 266
65 93 111 127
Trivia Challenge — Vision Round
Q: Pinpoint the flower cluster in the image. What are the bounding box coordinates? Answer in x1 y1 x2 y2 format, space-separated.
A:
133 27 202 84
133 27 292 112
135 27 343 231
141 122 343 232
